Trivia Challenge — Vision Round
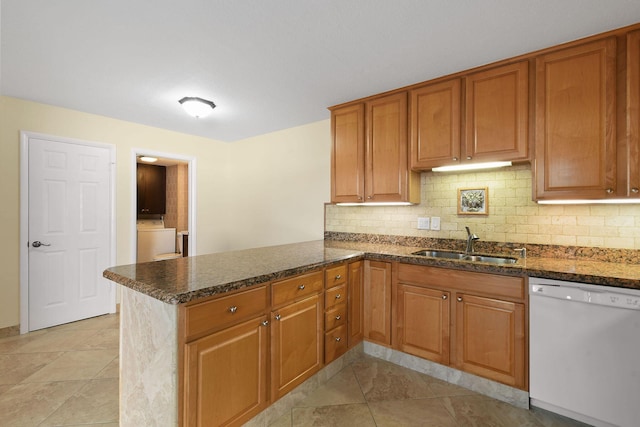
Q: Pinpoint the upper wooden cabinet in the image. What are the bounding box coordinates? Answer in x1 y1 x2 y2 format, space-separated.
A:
330 93 420 204
464 61 529 163
534 38 617 200
626 30 640 198
410 61 529 170
410 79 462 169
137 163 166 214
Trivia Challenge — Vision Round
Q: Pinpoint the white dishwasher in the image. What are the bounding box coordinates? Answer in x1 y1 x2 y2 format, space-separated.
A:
529 277 640 427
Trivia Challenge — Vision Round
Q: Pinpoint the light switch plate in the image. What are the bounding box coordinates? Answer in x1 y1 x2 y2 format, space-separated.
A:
430 217 441 231
417 217 430 230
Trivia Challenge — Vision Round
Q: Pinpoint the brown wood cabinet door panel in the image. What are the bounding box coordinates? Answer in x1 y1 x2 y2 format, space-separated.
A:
397 284 450 364
271 294 323 400
410 79 461 169
331 104 365 203
628 31 640 197
465 62 529 162
325 324 348 363
363 260 392 345
535 37 617 199
325 283 347 310
455 293 525 389
137 163 167 214
324 304 347 330
184 315 268 427
347 261 364 347
325 264 348 288
366 92 409 202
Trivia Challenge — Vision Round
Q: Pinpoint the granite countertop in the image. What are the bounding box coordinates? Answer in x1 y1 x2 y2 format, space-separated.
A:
104 239 640 304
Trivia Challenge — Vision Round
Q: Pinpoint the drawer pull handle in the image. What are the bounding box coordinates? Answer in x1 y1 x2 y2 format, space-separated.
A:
261 320 269 326
335 274 342 280
228 306 238 314
335 315 341 320
335 337 341 342
605 188 614 194
457 297 463 302
335 294 342 300
274 314 281 321
298 284 306 290
442 295 448 300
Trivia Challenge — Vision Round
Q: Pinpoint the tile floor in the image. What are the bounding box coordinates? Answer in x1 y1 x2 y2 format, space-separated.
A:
0 313 589 427
268 355 590 427
0 314 119 426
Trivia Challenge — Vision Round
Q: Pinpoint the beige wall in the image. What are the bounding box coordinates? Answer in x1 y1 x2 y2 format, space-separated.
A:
326 164 640 249
0 96 331 329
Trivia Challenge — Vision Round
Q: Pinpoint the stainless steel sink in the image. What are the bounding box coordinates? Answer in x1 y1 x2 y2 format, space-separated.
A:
411 250 517 265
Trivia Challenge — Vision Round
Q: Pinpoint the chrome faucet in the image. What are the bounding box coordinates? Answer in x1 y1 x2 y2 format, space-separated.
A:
465 226 479 254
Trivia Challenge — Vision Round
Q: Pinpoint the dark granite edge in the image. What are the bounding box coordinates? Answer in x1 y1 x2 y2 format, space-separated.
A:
325 231 640 264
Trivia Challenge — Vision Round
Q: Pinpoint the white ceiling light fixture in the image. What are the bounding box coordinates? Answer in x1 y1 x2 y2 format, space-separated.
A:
178 96 216 118
138 156 158 163
431 161 512 173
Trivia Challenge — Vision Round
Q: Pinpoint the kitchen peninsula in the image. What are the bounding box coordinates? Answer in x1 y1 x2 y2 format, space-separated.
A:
104 238 640 426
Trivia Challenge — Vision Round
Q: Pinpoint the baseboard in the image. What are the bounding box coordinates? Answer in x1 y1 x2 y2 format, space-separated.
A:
0 324 20 338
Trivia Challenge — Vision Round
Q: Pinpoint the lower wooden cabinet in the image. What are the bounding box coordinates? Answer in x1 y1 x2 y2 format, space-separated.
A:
455 293 525 388
347 260 364 347
183 315 269 427
270 294 323 400
363 260 392 345
396 284 450 364
394 263 527 390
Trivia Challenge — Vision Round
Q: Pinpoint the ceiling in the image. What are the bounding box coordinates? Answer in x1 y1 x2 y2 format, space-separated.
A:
2 1 640 142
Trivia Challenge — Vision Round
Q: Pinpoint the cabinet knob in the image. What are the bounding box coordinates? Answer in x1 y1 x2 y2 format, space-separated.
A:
452 157 458 161
457 297 463 302
274 314 281 321
335 337 342 342
632 188 639 194
605 188 614 194
357 196 363 201
466 156 472 160
298 284 306 290
442 294 448 300
261 320 269 326
335 315 341 320
228 306 238 314
367 195 373 199
335 274 342 280
335 294 342 300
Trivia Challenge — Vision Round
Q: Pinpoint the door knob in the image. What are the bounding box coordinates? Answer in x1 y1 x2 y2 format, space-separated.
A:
32 241 51 248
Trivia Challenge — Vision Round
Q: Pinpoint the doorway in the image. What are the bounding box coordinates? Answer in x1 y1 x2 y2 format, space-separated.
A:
131 149 196 263
20 132 116 333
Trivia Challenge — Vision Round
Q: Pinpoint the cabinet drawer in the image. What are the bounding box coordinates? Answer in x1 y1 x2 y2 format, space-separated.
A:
184 286 268 339
398 263 525 301
324 304 347 331
272 270 323 307
325 283 347 310
325 324 348 363
325 264 347 288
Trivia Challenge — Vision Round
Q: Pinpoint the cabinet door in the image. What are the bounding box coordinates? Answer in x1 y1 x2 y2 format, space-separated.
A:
465 61 529 163
454 293 525 389
271 294 323 401
331 103 365 203
137 163 166 214
365 92 410 202
347 260 364 347
183 316 268 427
627 30 640 197
396 284 450 364
535 38 617 200
410 79 461 169
363 260 392 345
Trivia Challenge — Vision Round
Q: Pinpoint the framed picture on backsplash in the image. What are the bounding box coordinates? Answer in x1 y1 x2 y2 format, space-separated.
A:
458 187 488 215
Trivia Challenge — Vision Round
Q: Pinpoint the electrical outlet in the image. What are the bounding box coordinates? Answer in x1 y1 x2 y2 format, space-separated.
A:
430 217 441 231
417 217 430 230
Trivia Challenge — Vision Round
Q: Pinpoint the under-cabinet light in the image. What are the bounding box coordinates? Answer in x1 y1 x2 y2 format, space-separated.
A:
537 199 640 205
432 161 512 172
335 202 414 206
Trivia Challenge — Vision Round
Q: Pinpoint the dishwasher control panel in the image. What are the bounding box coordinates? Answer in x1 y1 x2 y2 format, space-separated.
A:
530 279 640 310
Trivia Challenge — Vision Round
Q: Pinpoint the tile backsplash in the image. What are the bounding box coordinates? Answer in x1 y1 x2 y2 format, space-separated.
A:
325 164 640 250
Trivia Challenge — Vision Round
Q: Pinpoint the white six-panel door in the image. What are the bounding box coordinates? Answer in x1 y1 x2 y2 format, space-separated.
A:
24 133 114 331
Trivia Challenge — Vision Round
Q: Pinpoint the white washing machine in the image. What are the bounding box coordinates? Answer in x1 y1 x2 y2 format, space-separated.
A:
136 220 180 262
